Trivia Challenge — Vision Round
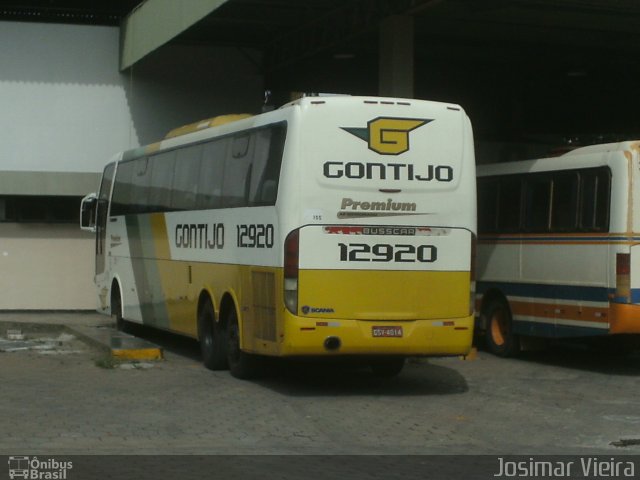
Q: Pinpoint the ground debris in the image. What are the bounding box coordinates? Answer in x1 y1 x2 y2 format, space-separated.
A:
0 331 84 355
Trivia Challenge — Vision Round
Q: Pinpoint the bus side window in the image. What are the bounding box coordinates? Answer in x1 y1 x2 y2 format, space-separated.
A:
477 178 499 233
497 177 522 232
248 125 286 206
223 134 254 207
197 139 225 210
580 167 611 232
148 151 176 213
524 175 551 232
172 146 202 211
551 173 579 231
232 134 250 158
130 157 151 214
111 161 135 216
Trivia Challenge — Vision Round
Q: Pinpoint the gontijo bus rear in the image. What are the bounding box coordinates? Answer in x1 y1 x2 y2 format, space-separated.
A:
81 95 476 378
283 97 476 357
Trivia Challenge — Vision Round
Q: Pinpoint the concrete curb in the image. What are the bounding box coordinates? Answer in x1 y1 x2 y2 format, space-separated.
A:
0 320 163 361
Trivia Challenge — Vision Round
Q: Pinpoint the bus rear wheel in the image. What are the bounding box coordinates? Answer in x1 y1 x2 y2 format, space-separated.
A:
370 357 405 377
226 308 262 379
485 298 520 357
198 299 227 371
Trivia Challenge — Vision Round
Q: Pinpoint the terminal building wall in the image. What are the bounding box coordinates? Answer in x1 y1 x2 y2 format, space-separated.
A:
0 21 263 309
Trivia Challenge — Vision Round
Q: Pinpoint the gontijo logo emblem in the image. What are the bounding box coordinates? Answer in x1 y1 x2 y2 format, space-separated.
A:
341 117 433 155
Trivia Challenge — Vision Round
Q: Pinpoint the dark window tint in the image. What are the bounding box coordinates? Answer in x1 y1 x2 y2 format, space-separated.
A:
172 146 202 211
222 134 254 207
99 163 115 202
477 179 499 233
197 141 226 209
580 168 610 231
148 151 176 212
232 134 250 158
110 160 135 216
497 178 522 231
551 173 579 230
109 123 286 216
130 157 151 214
524 176 551 232
479 166 611 235
248 126 286 206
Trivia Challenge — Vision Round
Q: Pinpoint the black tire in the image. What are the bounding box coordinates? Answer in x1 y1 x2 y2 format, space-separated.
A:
226 308 262 379
370 357 405 377
111 288 130 333
484 298 520 357
199 299 228 371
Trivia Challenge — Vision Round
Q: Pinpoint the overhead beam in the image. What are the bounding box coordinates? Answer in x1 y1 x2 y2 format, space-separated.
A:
120 0 230 71
266 0 439 73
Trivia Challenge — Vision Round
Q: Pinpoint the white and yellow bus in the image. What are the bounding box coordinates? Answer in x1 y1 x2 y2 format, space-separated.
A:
81 95 477 378
476 141 640 356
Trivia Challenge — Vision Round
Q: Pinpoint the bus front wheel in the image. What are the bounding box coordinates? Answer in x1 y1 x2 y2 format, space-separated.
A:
111 287 130 333
198 299 227 371
485 298 520 357
226 308 262 379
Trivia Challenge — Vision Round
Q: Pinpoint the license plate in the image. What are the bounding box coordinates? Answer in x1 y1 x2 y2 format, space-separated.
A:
372 326 403 338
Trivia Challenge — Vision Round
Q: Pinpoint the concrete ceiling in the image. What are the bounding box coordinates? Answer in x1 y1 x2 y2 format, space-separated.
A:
2 0 639 152
0 0 141 24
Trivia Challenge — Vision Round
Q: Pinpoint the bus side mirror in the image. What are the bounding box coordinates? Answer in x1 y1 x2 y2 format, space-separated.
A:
80 193 97 233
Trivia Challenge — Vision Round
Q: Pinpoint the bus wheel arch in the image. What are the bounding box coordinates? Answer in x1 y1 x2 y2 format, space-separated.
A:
220 292 262 379
481 290 520 357
197 290 227 371
110 277 128 332
218 292 238 342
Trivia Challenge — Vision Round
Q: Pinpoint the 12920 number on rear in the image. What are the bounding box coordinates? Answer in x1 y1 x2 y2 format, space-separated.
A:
338 243 437 263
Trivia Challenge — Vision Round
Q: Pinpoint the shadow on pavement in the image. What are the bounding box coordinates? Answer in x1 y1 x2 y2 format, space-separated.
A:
254 357 470 397
125 321 470 396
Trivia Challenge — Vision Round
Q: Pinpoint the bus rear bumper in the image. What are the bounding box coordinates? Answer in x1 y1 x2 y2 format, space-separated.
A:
279 313 474 357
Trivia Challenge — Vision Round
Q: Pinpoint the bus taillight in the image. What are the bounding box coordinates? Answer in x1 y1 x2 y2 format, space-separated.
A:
616 253 631 303
284 229 299 314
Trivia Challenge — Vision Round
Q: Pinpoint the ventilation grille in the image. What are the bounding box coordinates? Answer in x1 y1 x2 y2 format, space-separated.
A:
252 271 276 341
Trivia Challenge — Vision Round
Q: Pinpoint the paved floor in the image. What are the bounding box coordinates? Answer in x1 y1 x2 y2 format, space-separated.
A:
1 312 639 456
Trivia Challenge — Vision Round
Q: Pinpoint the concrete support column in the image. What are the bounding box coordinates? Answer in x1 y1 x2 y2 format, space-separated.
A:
378 15 414 98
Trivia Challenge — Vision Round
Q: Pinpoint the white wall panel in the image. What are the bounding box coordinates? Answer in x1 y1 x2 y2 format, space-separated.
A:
0 21 263 309
0 22 137 173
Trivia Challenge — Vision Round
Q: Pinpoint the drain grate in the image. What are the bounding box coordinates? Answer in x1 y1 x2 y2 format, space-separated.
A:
611 439 640 447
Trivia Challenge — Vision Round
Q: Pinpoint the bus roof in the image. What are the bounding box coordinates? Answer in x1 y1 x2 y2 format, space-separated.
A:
477 140 640 177
118 95 469 163
164 114 253 139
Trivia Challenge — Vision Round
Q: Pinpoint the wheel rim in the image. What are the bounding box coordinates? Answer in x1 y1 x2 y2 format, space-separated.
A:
490 308 507 346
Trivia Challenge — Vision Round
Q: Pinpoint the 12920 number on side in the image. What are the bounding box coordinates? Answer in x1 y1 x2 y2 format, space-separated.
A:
338 243 437 263
236 224 274 248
